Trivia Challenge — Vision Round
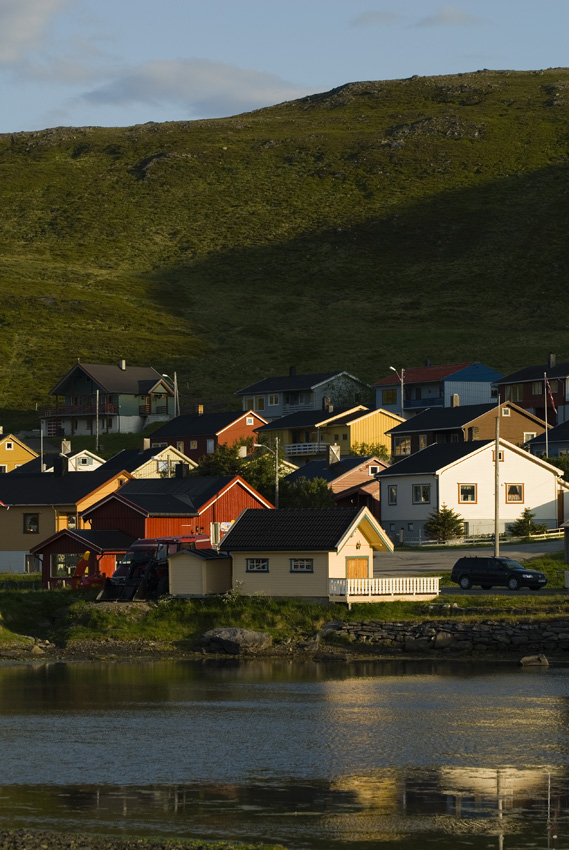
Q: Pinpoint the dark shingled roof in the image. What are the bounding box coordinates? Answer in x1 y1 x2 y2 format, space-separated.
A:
285 457 377 484
170 547 229 561
377 441 492 477
219 507 361 551
0 469 126 506
255 407 360 432
87 476 243 517
387 404 498 434
494 361 569 385
31 529 135 554
527 419 569 446
50 362 168 396
150 412 250 439
236 371 357 395
98 448 161 472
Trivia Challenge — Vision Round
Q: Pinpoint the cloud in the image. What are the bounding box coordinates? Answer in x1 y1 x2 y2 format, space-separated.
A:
80 59 312 118
418 5 486 26
0 0 67 64
351 11 404 27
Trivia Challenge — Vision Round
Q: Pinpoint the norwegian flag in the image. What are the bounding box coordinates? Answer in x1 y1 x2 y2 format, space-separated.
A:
546 376 558 413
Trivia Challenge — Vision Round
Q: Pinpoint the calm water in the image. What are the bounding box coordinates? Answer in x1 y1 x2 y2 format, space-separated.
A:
0 658 568 848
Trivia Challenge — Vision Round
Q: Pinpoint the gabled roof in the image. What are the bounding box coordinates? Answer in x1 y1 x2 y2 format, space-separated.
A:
82 475 273 518
50 362 171 396
255 407 365 432
236 371 367 395
169 547 230 561
9 449 105 474
0 434 38 456
375 362 502 387
30 528 135 555
219 507 392 552
150 411 265 440
285 456 386 485
377 441 493 477
98 445 197 473
0 469 129 506
527 419 569 445
494 360 569 385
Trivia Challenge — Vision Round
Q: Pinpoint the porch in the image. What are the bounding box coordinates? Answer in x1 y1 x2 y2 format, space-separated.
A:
329 576 440 605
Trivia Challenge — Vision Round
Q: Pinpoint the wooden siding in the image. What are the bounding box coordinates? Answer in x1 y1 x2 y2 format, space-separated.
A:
328 459 385 494
329 528 375 578
0 437 37 472
0 505 60 551
169 552 232 596
35 537 124 586
347 409 403 450
86 500 147 538
232 551 330 598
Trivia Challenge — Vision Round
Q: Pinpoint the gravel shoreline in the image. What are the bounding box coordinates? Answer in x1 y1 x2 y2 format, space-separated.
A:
0 830 284 850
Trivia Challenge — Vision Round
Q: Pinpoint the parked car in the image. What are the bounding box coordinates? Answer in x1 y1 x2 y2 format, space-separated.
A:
450 556 547 591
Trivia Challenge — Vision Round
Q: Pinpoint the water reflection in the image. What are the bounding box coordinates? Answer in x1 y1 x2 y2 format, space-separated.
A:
0 659 569 848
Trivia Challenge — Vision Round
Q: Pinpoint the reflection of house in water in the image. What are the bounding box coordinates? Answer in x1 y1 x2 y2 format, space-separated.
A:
439 766 558 814
330 773 400 812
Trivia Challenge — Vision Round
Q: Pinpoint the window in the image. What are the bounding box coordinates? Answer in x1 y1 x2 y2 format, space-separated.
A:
502 407 511 417
492 450 504 462
334 434 339 442
369 466 379 475
550 380 558 393
244 398 254 410
176 441 184 452
152 441 168 448
459 484 477 503
342 434 348 441
246 558 269 572
246 417 254 425
79 456 91 466
0 465 6 474
506 483 524 503
523 432 536 443
290 558 313 573
256 397 265 411
407 523 414 531
268 394 279 406
157 459 169 474
394 436 411 456
206 439 215 454
51 553 78 578
23 513 39 534
505 384 524 402
412 484 431 504
388 485 397 505
382 388 397 405
65 514 77 529
4 442 13 450
532 381 543 396
419 434 427 450
450 434 459 442
190 440 198 450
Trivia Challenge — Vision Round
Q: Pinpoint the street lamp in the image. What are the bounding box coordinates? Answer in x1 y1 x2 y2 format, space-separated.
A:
162 372 180 417
389 366 405 418
253 437 280 508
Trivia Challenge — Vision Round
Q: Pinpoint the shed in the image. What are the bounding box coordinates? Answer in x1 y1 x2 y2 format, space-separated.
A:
168 548 232 597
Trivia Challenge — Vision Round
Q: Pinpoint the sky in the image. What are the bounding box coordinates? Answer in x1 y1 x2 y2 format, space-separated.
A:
0 0 567 134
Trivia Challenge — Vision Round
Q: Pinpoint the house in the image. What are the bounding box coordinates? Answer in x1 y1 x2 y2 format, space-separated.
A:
149 410 267 463
0 432 38 473
39 359 175 438
218 507 400 603
168 548 232 597
377 439 568 542
284 455 388 520
375 361 503 419
386 402 548 458
9 447 105 473
81 475 274 541
30 528 136 589
235 367 372 421
0 466 133 573
494 354 569 424
97 443 197 478
255 406 403 463
526 420 569 458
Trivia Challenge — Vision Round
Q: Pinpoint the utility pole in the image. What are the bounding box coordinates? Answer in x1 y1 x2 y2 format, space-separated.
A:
494 414 500 557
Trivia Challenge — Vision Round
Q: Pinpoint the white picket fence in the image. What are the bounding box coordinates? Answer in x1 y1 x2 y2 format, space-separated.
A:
329 576 440 605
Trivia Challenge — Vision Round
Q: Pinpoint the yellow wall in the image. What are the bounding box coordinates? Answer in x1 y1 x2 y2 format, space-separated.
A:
347 409 402 450
169 551 232 596
329 529 374 577
0 505 63 550
0 436 37 473
232 551 331 597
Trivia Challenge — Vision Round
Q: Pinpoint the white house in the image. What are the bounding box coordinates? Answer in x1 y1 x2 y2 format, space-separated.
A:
377 439 569 542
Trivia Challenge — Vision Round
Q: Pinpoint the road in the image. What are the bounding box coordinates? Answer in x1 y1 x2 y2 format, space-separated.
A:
373 538 565 577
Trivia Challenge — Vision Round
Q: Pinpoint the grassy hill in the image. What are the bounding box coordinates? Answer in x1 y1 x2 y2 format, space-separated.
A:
1 68 568 428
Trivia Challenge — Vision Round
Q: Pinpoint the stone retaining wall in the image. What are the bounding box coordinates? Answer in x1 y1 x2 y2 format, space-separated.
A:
325 619 569 655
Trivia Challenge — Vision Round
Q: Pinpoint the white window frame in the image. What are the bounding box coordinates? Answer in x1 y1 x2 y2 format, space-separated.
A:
0 464 6 474
246 416 254 425
459 483 477 503
523 432 536 442
5 442 13 450
412 484 431 504
369 466 380 476
246 558 269 572
502 407 511 417
388 485 397 505
268 394 279 406
290 558 313 573
506 483 524 504
394 436 411 456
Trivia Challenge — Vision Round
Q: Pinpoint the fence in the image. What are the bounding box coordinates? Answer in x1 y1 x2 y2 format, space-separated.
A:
329 576 440 605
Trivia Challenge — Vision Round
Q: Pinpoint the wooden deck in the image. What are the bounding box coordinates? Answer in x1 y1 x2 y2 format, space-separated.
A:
329 576 440 606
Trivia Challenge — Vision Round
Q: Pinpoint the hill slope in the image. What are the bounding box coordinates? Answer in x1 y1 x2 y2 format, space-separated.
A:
1 68 568 425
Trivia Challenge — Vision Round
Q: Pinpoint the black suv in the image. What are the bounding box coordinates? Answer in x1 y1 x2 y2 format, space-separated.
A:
450 556 547 591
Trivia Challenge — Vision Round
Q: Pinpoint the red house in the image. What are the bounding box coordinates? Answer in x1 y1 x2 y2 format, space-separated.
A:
81 475 273 540
31 528 136 589
149 411 267 463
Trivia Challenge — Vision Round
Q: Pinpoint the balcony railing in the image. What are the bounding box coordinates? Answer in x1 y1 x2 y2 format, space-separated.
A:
139 404 169 415
329 577 440 605
285 442 329 457
40 402 118 417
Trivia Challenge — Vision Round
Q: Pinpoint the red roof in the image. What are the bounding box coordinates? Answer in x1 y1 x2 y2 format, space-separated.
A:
375 362 474 387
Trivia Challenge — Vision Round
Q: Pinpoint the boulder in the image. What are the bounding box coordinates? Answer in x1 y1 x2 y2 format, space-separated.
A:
197 627 272 655
520 654 549 667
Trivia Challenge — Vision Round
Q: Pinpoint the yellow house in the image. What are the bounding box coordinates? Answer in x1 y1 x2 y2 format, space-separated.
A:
101 444 198 479
0 468 132 572
255 407 404 462
0 434 37 473
218 506 399 603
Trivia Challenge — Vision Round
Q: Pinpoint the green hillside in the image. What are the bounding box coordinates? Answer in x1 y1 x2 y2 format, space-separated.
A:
1 68 568 427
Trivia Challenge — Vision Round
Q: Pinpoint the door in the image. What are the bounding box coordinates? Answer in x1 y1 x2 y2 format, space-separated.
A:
346 557 368 579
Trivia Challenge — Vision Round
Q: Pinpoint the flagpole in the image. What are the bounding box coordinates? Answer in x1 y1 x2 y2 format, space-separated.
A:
544 372 549 457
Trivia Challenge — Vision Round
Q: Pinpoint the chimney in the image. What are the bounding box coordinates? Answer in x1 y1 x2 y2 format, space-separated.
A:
451 394 460 407
119 359 126 371
61 440 71 455
289 366 297 377
327 443 341 466
197 404 204 415
0 426 3 435
175 462 190 478
424 358 432 367
549 353 556 369
322 396 333 413
142 438 150 450
53 454 69 476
